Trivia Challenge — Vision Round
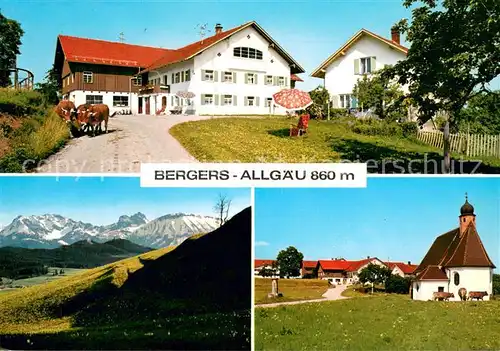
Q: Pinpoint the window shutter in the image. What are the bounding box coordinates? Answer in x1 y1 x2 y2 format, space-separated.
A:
351 96 358 108
331 95 339 108
201 70 206 81
245 73 249 84
171 73 175 83
233 72 237 83
285 77 289 87
255 74 258 85
354 59 360 75
244 97 248 106
201 94 205 105
214 71 218 82
273 76 278 86
233 95 237 106
256 97 260 106
370 57 377 72
215 95 219 105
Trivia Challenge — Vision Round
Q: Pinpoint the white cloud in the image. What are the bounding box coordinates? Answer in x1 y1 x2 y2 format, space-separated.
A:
255 241 270 247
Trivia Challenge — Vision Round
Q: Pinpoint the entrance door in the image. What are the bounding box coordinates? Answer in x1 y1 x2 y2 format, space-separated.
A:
145 97 150 115
138 97 143 114
162 96 167 109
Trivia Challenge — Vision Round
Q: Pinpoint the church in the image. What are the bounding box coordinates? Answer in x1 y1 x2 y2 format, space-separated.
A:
412 195 495 301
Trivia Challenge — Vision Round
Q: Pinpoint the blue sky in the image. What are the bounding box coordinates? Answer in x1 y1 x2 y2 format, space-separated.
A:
0 177 250 226
3 0 498 91
255 178 500 269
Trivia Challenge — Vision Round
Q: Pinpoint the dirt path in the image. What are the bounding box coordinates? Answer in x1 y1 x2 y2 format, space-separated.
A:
38 114 215 173
256 284 350 308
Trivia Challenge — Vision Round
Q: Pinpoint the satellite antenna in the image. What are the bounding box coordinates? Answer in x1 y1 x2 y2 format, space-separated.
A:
119 32 125 43
195 23 211 44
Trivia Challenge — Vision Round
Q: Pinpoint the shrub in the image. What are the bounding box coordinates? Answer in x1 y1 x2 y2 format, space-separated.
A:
0 89 45 116
400 122 418 137
385 275 411 294
493 274 500 296
329 108 349 118
350 119 403 137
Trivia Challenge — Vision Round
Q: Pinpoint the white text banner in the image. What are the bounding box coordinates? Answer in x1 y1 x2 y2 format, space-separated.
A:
140 163 367 188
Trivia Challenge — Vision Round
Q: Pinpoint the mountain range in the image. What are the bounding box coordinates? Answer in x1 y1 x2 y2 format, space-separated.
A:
0 212 220 249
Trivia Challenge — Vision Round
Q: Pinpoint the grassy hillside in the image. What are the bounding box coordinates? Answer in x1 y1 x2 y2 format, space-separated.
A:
0 239 153 279
0 89 69 172
255 294 500 350
255 278 329 305
0 207 251 350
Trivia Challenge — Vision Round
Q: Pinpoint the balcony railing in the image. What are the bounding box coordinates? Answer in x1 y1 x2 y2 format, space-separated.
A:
138 84 170 94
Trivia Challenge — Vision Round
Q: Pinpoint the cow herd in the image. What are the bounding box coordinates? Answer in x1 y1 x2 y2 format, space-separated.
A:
432 290 489 301
54 100 116 137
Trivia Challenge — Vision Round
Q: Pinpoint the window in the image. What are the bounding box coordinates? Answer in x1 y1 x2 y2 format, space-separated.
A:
204 70 214 82
223 95 233 105
246 73 256 84
416 283 419 292
163 75 168 85
175 72 180 84
185 70 191 82
85 95 103 104
67 76 70 86
340 94 352 109
233 47 263 60
83 71 93 84
181 71 185 82
203 94 214 105
360 57 373 74
133 76 142 86
454 272 460 286
278 76 285 87
71 74 74 83
265 75 273 85
223 71 233 83
265 97 273 108
246 96 255 106
113 96 129 107
438 286 445 292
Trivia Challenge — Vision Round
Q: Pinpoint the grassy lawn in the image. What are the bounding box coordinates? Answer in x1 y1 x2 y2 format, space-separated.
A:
10 268 87 287
170 117 500 173
255 278 329 305
255 294 500 350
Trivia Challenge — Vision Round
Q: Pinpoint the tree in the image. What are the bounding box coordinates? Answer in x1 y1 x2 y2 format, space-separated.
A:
214 194 231 227
385 274 411 294
352 69 405 120
276 246 303 278
457 91 500 134
35 66 61 105
358 264 392 293
0 11 24 87
259 267 277 278
493 274 500 296
384 0 500 172
306 86 330 119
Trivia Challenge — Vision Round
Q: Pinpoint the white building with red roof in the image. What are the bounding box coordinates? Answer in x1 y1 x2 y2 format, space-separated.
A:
412 196 495 301
54 21 305 116
310 28 408 110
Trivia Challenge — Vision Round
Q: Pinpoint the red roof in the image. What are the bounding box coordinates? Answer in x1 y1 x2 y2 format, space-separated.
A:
290 74 303 82
302 260 317 269
255 259 275 268
415 265 449 281
386 262 418 274
318 259 351 271
58 35 171 68
346 258 376 272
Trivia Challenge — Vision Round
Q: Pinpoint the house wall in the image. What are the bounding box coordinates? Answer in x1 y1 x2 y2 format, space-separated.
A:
412 280 450 301
349 258 387 283
64 90 139 115
447 267 493 301
323 34 406 108
392 266 405 277
191 26 291 115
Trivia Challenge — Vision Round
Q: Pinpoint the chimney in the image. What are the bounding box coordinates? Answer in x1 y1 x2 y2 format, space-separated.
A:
215 23 223 35
367 256 370 259
407 261 411 265
391 27 400 45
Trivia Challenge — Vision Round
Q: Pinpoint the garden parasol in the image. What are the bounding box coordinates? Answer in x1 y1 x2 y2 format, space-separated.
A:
272 88 313 112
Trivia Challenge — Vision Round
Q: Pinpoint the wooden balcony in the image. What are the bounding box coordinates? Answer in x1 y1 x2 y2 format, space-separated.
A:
138 84 170 95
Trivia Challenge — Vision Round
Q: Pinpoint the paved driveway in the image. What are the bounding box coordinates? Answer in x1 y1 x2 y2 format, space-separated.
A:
38 114 214 173
256 284 350 308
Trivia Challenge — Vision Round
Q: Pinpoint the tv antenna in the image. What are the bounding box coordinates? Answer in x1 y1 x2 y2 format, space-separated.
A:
119 32 125 43
195 23 211 44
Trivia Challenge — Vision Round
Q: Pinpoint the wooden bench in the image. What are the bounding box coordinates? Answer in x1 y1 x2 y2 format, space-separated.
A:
290 114 310 137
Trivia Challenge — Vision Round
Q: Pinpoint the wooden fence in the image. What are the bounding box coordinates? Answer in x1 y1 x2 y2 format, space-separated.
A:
416 130 500 158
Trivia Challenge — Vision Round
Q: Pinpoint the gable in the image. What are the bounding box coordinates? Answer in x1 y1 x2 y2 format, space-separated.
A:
311 28 408 78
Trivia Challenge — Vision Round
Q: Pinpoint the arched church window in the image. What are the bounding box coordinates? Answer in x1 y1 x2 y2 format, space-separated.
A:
454 272 460 286
416 283 419 291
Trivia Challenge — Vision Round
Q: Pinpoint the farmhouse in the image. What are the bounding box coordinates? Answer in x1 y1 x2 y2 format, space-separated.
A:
387 261 418 278
310 27 407 109
316 257 388 285
301 260 317 277
254 259 277 277
54 21 305 115
412 196 496 301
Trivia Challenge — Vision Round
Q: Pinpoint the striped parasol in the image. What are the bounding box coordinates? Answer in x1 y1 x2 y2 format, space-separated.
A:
175 91 195 99
272 88 313 111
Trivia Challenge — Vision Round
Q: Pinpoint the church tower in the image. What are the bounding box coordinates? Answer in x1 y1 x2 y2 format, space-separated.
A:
459 193 476 235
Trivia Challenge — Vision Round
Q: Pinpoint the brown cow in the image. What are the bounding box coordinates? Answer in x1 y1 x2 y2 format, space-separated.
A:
433 292 454 301
54 100 76 123
458 288 467 301
74 104 93 133
468 291 488 301
87 104 116 136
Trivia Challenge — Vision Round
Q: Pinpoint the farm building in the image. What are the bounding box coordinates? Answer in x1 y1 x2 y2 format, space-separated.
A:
53 21 304 116
412 196 496 301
